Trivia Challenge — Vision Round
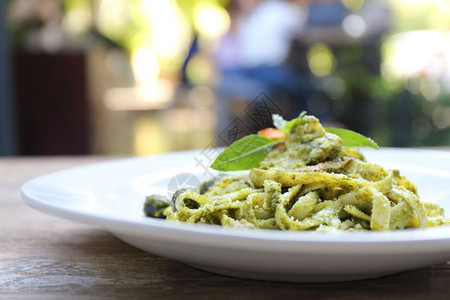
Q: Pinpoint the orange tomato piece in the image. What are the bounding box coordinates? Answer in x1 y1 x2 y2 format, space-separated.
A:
258 128 286 141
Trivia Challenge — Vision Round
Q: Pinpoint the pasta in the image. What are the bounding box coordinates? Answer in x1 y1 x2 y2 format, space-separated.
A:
144 115 449 231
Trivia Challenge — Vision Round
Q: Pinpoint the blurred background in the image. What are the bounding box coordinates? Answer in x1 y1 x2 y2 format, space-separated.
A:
1 0 450 156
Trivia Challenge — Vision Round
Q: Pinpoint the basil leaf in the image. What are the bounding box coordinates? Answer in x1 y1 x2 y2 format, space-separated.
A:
210 135 276 171
282 111 306 135
324 127 379 149
283 118 298 135
211 115 379 172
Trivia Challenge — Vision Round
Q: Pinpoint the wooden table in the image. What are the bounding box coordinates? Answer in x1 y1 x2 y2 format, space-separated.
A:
1 156 449 299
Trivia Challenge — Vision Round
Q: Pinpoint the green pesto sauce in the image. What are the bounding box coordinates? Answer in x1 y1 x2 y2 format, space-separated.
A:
259 115 342 168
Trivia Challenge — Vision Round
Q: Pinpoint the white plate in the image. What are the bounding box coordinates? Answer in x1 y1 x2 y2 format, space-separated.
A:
21 148 450 282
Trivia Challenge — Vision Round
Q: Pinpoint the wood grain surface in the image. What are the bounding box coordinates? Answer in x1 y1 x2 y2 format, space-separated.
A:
1 156 449 299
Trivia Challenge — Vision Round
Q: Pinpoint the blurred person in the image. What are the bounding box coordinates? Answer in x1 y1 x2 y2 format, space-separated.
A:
214 0 312 137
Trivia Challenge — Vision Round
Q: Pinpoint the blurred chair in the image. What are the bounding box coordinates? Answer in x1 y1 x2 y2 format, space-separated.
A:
13 51 90 155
